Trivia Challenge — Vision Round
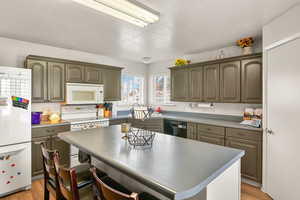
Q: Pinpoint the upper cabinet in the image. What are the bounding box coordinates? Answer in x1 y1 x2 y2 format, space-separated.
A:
220 61 241 102
189 66 204 101
85 66 103 84
103 69 122 101
241 58 262 103
26 55 123 102
169 53 262 104
203 64 220 102
170 68 189 101
26 59 48 103
66 64 85 83
48 62 65 102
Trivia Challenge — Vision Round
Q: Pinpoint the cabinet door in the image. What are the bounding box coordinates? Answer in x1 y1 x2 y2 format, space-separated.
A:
48 62 65 102
241 58 262 103
203 64 220 102
226 138 262 182
198 134 225 146
66 64 85 83
27 59 48 103
189 66 203 101
103 69 121 101
220 61 241 102
51 136 70 167
170 68 189 101
187 123 198 140
85 66 103 84
31 137 51 177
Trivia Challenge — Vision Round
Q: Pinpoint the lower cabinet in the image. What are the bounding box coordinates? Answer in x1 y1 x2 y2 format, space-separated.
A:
198 133 225 146
186 122 262 183
31 125 71 177
109 118 129 125
31 137 51 177
131 118 164 133
226 137 262 183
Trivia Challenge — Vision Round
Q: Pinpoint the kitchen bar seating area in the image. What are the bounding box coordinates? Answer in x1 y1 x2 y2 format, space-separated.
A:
1 1 300 200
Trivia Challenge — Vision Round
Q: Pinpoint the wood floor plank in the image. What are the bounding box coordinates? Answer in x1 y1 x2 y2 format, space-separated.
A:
1 179 272 200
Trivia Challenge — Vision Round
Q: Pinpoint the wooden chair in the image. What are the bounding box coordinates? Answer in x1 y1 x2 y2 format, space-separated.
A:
41 143 62 200
53 152 107 200
90 167 160 200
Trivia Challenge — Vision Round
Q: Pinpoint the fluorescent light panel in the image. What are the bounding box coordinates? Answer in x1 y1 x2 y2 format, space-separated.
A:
72 0 159 27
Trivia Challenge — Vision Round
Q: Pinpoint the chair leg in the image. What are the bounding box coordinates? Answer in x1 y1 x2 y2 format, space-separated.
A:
44 188 50 200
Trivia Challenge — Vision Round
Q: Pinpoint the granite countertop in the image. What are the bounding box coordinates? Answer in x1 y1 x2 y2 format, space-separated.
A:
32 120 70 128
59 125 244 200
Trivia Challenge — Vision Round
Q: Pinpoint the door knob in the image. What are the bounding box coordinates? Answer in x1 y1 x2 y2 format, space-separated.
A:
266 129 274 135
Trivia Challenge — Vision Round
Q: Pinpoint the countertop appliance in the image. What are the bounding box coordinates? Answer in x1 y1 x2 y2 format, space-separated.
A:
66 83 104 105
0 67 31 197
164 120 187 138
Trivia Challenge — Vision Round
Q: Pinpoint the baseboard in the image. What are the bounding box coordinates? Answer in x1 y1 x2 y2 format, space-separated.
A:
241 178 262 188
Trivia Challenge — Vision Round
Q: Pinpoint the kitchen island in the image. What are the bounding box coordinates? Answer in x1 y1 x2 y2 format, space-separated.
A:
59 125 244 200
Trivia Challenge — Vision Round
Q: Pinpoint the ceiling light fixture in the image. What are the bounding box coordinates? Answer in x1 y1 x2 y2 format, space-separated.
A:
72 0 160 27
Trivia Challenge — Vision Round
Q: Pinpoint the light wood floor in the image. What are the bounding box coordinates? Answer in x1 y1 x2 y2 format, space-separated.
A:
0 179 272 200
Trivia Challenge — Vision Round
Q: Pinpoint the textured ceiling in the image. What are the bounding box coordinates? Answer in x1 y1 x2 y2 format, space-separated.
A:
0 0 298 63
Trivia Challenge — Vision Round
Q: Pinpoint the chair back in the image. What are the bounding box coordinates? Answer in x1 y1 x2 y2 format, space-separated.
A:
91 167 138 200
53 152 80 200
41 143 59 188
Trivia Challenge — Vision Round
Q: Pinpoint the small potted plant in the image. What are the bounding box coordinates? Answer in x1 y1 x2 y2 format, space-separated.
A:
237 37 254 55
174 58 190 66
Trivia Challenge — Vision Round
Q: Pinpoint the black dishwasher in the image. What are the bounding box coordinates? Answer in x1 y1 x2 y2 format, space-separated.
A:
164 120 187 138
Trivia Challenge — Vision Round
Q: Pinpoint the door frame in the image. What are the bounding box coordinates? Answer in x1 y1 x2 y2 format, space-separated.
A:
262 32 300 193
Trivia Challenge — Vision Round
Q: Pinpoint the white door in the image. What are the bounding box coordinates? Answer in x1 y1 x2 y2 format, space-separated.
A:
266 37 300 200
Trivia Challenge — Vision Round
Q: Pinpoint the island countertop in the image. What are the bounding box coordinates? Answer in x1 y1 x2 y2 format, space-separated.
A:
59 125 244 200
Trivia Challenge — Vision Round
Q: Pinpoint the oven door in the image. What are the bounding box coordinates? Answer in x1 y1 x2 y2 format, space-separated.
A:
66 83 103 104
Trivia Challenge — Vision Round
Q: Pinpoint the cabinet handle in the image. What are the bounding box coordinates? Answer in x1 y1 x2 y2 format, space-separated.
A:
266 129 274 135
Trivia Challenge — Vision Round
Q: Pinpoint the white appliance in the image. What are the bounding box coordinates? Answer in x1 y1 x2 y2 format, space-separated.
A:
66 83 104 105
69 118 109 167
0 67 31 197
61 105 109 167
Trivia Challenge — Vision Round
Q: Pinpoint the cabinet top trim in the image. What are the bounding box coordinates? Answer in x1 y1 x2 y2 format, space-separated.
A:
169 53 262 69
26 55 123 71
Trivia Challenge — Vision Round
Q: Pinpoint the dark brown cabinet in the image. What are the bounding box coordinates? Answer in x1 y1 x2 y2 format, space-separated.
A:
189 67 204 101
66 64 85 83
203 64 220 102
31 136 51 177
31 125 70 177
220 61 241 102
171 68 189 101
169 53 262 103
186 122 262 183
226 138 262 182
26 59 48 103
26 55 123 102
85 66 103 84
241 58 263 103
103 69 122 101
131 118 164 133
48 62 65 102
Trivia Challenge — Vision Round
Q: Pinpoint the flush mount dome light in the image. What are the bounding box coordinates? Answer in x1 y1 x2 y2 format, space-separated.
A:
72 0 160 27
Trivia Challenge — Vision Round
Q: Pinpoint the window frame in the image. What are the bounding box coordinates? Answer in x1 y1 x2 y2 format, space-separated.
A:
119 73 145 106
151 72 174 106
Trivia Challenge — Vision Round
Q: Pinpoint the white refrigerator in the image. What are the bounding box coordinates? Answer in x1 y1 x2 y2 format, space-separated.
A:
0 67 31 197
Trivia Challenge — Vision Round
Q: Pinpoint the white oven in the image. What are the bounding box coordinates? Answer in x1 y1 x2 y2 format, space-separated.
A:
66 83 104 104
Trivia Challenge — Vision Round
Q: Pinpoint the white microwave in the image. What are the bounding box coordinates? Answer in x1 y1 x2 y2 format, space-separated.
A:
66 83 104 104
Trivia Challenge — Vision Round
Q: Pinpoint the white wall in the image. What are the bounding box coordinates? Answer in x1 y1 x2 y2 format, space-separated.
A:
0 37 148 112
148 43 263 116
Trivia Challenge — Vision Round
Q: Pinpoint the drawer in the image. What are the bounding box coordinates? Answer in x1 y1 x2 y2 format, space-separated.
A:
32 125 70 138
198 135 225 146
226 128 262 141
109 118 129 125
197 124 225 136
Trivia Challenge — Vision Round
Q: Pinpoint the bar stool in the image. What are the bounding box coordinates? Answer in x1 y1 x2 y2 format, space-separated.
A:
41 143 106 200
53 152 108 200
90 167 160 200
